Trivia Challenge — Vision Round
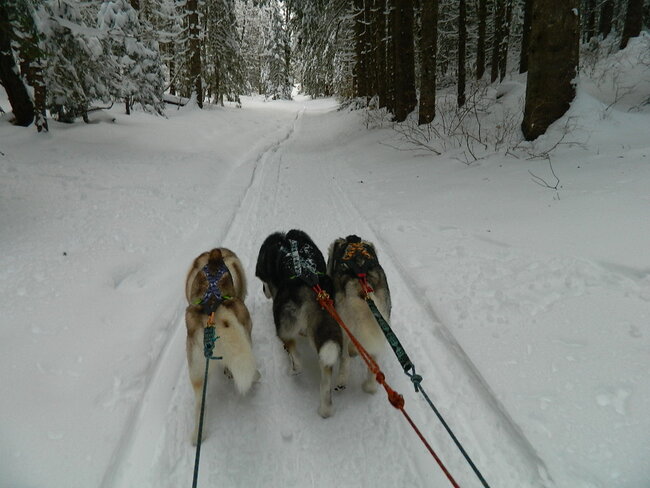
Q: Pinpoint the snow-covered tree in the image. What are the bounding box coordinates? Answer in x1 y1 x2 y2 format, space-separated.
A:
262 1 292 100
36 0 118 121
204 0 247 104
97 0 165 115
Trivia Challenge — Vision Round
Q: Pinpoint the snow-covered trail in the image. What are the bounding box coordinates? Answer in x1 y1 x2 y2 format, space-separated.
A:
103 103 556 488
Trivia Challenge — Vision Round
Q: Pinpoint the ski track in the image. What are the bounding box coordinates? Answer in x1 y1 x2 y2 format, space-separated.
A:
105 106 555 488
323 168 555 487
99 111 305 488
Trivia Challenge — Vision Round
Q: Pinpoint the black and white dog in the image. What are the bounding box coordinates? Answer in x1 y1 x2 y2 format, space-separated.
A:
256 229 343 418
327 235 391 393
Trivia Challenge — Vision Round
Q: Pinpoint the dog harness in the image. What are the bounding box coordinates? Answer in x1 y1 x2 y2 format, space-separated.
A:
280 239 321 286
338 236 378 288
197 263 231 314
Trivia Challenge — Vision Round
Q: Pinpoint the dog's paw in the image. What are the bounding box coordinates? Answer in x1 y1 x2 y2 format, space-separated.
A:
289 366 302 376
223 367 233 380
318 404 333 418
362 379 378 394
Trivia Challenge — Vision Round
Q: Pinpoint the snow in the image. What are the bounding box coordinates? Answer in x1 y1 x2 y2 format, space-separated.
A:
1 52 650 488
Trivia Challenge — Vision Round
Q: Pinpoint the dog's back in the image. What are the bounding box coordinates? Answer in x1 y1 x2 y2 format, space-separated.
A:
186 248 247 304
327 235 391 393
186 299 256 394
184 248 257 443
256 229 342 417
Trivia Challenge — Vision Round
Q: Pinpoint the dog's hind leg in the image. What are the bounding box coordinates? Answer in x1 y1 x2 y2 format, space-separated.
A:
318 363 334 418
334 334 350 391
317 339 339 417
282 339 303 375
362 355 378 394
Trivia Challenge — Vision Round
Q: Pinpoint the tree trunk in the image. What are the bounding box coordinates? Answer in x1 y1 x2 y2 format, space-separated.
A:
187 0 203 108
520 0 533 73
490 0 504 82
620 0 643 49
374 0 388 108
598 0 614 38
457 0 466 107
20 33 48 132
584 0 596 41
392 0 417 122
476 0 487 79
418 0 438 124
0 6 34 127
29 62 48 132
283 4 292 98
498 0 513 81
386 0 396 114
521 0 579 141
353 0 369 99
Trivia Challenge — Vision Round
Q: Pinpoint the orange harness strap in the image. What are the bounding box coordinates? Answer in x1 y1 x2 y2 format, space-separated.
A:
312 285 461 488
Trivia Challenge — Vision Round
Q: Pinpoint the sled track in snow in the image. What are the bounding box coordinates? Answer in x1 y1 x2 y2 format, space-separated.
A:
320 166 556 487
99 110 305 488
102 106 555 488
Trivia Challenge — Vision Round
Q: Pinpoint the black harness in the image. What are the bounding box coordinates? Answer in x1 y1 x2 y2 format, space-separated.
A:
279 238 322 287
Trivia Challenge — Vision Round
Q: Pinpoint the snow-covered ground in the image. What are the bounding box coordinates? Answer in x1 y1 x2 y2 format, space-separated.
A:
2 42 649 488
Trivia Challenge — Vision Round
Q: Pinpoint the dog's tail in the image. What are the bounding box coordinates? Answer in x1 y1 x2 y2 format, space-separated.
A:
319 340 340 368
216 304 258 395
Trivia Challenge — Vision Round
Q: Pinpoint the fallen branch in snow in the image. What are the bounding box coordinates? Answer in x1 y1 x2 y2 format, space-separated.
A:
163 94 188 107
528 155 561 193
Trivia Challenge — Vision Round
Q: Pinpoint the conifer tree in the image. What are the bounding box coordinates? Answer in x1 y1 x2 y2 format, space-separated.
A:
37 0 118 121
98 0 165 115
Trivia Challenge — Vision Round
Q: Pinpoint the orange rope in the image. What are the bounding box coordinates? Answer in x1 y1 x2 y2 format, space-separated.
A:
312 285 461 488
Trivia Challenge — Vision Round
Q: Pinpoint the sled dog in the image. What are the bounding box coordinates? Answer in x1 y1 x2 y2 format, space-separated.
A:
327 235 391 393
255 229 343 418
185 248 259 443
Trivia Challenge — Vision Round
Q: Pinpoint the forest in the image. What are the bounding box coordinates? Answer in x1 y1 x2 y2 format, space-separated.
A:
1 0 649 139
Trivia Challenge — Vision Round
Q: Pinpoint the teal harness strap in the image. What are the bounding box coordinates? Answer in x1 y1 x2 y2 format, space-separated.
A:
192 323 222 488
364 290 491 488
203 325 222 361
365 296 414 374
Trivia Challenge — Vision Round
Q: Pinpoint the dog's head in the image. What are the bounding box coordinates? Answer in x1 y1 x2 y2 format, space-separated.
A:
256 229 327 295
328 235 379 276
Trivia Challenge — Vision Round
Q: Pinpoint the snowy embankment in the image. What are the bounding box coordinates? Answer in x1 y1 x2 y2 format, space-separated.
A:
1 48 649 488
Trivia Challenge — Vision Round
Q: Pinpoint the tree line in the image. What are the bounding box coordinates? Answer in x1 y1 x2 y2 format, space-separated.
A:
1 0 648 140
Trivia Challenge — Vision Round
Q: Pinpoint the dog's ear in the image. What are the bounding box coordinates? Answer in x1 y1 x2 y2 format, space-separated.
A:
206 248 225 274
364 240 378 259
286 229 310 243
256 232 285 280
328 238 345 262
